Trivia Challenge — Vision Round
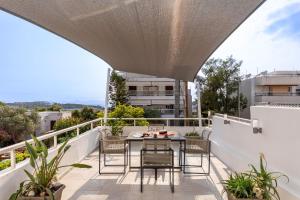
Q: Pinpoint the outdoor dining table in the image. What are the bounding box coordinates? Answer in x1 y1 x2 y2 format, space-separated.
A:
125 131 186 170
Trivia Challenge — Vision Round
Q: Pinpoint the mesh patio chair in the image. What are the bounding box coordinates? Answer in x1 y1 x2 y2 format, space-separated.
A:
180 129 212 175
98 128 128 174
140 138 174 193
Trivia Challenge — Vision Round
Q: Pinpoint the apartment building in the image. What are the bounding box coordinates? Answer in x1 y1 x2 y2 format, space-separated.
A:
122 72 192 118
240 71 300 118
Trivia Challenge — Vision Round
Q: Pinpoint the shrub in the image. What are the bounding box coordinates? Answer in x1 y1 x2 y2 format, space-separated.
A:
53 117 81 143
109 104 149 126
222 172 256 198
0 160 10 171
0 152 30 171
185 132 200 137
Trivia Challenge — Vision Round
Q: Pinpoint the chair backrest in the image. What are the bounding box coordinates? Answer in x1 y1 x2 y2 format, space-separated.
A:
143 138 171 150
201 129 212 140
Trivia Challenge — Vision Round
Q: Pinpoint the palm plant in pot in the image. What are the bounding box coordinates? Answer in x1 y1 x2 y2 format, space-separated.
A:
222 154 288 200
10 135 91 200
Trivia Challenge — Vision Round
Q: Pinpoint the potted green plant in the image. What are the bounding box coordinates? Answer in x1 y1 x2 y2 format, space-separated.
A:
222 154 288 200
222 172 257 200
9 135 91 200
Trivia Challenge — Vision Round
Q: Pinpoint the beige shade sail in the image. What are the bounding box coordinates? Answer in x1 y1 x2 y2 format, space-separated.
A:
0 0 264 81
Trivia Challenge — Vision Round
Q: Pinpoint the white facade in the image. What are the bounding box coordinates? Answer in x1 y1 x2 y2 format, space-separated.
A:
123 72 192 118
36 111 71 135
212 106 300 200
240 71 300 118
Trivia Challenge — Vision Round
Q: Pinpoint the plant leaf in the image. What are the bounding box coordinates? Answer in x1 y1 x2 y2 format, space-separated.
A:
70 163 92 168
24 169 36 183
25 142 38 159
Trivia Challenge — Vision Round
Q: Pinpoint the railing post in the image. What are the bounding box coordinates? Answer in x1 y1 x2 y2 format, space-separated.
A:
53 135 57 148
77 127 80 136
167 119 169 127
100 119 103 126
91 122 93 130
10 150 16 169
133 119 136 127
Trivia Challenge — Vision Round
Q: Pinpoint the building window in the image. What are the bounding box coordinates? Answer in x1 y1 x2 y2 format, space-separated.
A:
129 86 137 90
165 86 174 96
50 120 56 130
166 105 174 109
128 86 137 96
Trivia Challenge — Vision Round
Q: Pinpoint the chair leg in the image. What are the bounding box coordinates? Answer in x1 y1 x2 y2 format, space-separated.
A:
155 169 157 181
183 151 186 173
183 153 210 175
172 166 174 193
200 153 203 167
207 152 211 175
99 145 101 174
123 150 126 174
141 167 143 193
179 149 182 169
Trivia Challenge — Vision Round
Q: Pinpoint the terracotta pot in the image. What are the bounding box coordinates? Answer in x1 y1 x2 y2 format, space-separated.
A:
19 184 65 200
227 192 259 200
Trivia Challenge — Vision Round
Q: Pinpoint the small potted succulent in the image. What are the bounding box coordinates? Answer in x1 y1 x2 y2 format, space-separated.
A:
9 135 91 200
222 154 288 200
184 129 203 140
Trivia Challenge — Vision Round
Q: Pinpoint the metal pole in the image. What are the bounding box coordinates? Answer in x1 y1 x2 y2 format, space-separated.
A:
196 82 202 127
174 80 180 126
238 81 240 118
104 68 111 124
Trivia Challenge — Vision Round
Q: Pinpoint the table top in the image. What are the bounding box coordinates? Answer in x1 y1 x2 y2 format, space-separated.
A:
126 131 186 141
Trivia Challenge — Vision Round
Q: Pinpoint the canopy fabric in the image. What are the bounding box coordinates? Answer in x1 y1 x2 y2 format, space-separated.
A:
0 0 264 81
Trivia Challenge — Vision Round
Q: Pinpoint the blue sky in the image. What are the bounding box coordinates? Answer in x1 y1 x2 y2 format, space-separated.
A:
1 0 300 105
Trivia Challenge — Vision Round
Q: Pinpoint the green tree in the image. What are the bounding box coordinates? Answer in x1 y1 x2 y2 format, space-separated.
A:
196 56 247 115
80 107 97 121
0 105 39 146
71 107 98 121
0 101 5 107
144 108 161 118
71 109 81 119
109 70 129 108
109 104 148 126
53 117 81 143
48 103 62 111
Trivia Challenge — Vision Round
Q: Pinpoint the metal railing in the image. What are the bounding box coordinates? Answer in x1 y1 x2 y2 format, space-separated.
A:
128 90 175 96
255 92 300 96
0 117 210 172
214 113 251 124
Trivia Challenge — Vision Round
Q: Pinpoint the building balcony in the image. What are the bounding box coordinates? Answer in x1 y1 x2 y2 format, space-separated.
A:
128 90 175 96
255 92 300 105
0 106 299 200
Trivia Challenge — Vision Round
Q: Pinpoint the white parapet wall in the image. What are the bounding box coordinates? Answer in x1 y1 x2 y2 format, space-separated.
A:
0 127 100 199
211 106 300 200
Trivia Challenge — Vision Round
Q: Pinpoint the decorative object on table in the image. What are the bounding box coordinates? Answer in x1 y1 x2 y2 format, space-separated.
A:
132 133 143 138
222 153 288 200
140 138 174 193
99 129 128 175
9 135 91 200
181 129 211 174
159 129 168 134
142 132 151 137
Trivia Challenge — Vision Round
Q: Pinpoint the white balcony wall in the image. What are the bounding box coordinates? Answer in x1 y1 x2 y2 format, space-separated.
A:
0 128 100 200
211 106 300 200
